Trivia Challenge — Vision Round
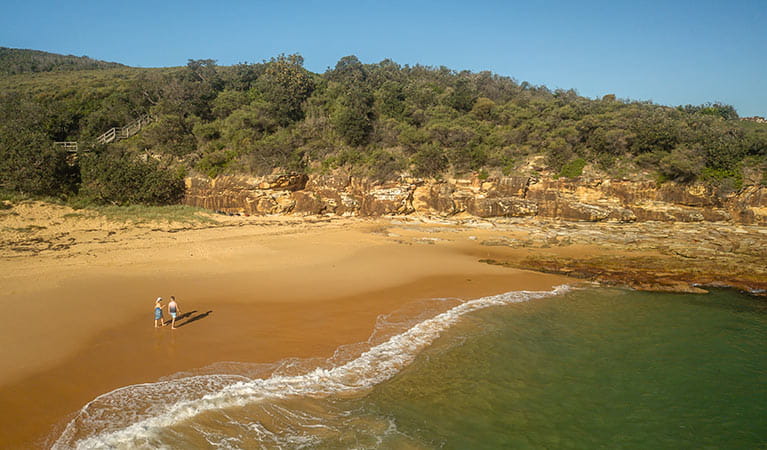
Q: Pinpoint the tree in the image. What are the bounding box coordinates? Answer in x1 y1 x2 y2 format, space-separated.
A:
444 78 476 111
679 102 739 120
333 88 375 146
630 109 679 154
140 114 197 156
185 59 221 87
220 62 265 91
375 81 406 119
471 97 497 121
254 54 315 126
328 55 367 85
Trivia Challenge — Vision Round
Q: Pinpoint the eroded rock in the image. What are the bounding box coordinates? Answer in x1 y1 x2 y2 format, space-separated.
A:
184 173 767 224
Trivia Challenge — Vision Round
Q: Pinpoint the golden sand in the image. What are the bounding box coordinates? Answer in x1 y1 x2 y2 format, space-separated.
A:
0 204 575 448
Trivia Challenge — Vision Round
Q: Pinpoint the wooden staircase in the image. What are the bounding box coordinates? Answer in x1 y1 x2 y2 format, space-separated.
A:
54 115 154 152
96 115 154 144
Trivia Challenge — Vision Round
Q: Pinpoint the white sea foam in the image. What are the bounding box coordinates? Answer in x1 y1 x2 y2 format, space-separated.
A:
54 286 569 449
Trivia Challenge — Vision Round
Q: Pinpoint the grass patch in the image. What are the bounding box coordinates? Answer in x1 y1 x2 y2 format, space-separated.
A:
88 204 219 225
0 190 28 204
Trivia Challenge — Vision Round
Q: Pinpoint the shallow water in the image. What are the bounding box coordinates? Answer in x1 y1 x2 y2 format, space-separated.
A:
367 288 767 449
55 287 767 449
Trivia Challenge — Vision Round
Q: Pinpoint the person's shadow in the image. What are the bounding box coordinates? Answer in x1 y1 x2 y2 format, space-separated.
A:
176 310 213 328
164 310 213 328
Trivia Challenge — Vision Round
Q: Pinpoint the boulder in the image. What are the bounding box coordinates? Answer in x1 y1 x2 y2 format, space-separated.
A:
359 184 415 216
412 182 456 216
557 201 612 222
292 191 324 215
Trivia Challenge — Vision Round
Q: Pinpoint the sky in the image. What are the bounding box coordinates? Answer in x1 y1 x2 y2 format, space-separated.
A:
1 0 765 116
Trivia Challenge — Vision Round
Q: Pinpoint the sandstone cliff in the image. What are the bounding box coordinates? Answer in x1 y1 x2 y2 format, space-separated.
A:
183 172 767 225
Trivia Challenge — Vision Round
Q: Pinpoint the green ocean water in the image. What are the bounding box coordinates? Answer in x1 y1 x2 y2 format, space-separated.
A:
364 288 767 449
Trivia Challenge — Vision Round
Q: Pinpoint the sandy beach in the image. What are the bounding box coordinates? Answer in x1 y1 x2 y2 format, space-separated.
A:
0 203 576 448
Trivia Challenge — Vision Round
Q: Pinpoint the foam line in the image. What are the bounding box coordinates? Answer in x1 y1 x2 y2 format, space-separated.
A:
54 286 569 449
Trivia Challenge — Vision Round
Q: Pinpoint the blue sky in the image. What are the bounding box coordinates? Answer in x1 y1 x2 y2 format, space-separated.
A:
2 0 765 116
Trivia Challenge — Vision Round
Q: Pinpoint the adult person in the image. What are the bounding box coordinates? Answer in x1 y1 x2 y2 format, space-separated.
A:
154 297 164 328
168 296 181 329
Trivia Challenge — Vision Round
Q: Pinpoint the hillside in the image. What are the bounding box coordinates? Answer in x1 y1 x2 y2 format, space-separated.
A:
0 47 125 75
0 50 765 207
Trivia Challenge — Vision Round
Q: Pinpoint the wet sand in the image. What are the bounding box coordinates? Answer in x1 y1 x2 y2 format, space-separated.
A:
0 209 574 448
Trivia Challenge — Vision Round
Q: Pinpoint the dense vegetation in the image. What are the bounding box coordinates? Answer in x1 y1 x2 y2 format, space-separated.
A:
0 47 125 75
1 49 765 205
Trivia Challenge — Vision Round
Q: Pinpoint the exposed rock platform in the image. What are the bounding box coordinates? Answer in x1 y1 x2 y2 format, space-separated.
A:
376 217 767 296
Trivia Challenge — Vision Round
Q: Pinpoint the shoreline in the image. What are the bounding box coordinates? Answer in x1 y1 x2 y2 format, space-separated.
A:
0 207 573 448
1 202 765 447
1 273 571 449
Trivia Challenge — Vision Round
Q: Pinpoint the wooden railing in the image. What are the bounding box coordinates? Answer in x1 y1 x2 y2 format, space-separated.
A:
53 141 79 152
96 115 154 145
54 115 153 153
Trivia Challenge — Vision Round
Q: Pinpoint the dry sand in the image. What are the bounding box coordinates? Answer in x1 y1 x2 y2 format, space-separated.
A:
0 202 576 448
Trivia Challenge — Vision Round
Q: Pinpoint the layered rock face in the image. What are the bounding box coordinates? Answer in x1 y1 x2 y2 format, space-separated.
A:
184 172 767 225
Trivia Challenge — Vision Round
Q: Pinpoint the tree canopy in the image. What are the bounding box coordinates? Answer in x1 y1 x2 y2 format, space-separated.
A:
0 50 765 205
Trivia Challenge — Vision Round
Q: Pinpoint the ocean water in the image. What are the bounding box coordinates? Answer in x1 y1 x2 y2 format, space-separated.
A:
53 287 767 449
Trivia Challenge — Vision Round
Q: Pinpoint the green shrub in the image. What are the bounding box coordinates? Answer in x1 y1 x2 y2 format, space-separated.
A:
366 150 404 181
701 167 743 191
412 143 447 177
332 89 375 146
196 149 236 178
634 151 664 169
239 128 305 175
0 93 78 196
0 141 77 196
557 158 587 178
658 146 704 182
79 148 185 205
544 137 574 171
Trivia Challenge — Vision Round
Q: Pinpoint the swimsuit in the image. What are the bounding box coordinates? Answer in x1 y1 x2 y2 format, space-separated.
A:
155 306 162 320
169 305 177 319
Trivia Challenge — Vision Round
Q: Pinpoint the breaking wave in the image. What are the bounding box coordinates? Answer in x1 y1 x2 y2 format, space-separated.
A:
54 286 569 449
